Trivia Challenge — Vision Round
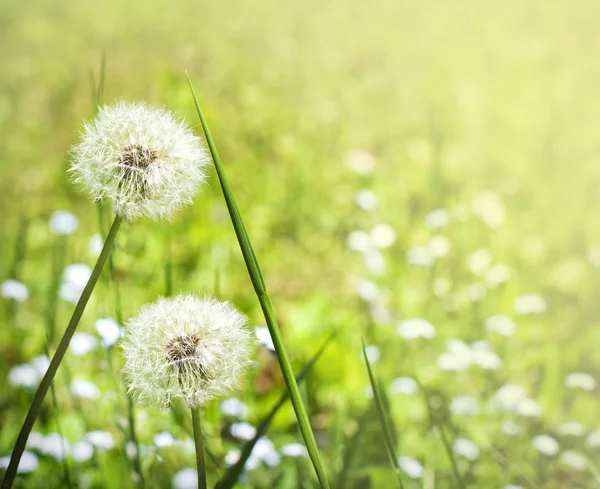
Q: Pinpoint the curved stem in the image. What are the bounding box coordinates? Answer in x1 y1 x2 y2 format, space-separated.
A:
1 214 123 489
191 407 207 489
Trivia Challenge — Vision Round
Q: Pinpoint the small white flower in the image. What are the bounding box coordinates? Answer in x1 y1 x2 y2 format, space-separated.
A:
364 345 381 363
248 438 279 469
355 189 378 211
450 396 480 416
472 191 505 228
281 443 307 457
60 264 92 303
513 294 547 315
406 247 434 266
70 101 210 220
588 247 600 268
515 398 541 418
31 356 49 377
465 283 487 302
121 295 254 408
437 340 471 371
490 385 527 412
95 318 122 348
230 422 257 441
347 231 371 253
224 449 240 467
70 332 99 356
85 431 114 450
467 248 492 276
560 450 587 470
484 264 511 287
425 209 451 230
432 277 451 297
586 429 600 448
1 279 29 302
356 279 379 302
502 485 523 489
532 434 559 456
558 421 585 437
154 432 175 448
71 380 101 400
220 398 248 419
345 149 376 174
470 341 501 370
370 224 396 249
501 421 522 436
364 249 386 276
26 432 46 451
72 441 94 462
255 326 275 352
0 451 38 473
398 456 424 478
565 372 596 391
397 318 436 340
9 364 40 388
390 377 418 395
364 386 374 399
40 433 70 460
49 210 79 235
484 315 516 336
172 468 198 489
89 233 104 256
453 438 479 460
429 235 451 258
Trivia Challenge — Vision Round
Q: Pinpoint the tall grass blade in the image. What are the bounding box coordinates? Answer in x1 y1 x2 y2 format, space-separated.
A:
186 74 331 489
361 339 405 488
216 333 336 489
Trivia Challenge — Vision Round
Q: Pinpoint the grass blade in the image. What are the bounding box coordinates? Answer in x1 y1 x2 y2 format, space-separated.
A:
186 74 331 489
216 333 336 489
361 339 405 488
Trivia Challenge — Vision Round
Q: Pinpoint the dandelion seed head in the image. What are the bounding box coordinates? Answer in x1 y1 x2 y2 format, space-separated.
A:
121 295 254 408
70 101 210 220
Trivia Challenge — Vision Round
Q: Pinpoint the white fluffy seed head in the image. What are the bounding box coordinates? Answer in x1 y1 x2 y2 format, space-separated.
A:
120 295 254 408
69 101 210 220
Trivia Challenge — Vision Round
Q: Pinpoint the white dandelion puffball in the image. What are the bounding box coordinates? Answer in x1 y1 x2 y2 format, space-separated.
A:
121 295 254 408
70 101 210 220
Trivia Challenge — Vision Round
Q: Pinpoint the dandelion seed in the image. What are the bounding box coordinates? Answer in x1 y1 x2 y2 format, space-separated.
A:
390 377 418 395
220 398 248 419
532 434 559 456
172 468 198 489
397 318 436 340
71 380 101 400
513 294 547 315
565 372 596 391
281 443 307 457
70 332 99 356
230 422 257 441
49 210 79 235
453 438 479 460
355 189 378 211
121 295 254 408
425 209 451 229
398 456 424 478
70 101 210 220
0 451 38 473
1 279 29 302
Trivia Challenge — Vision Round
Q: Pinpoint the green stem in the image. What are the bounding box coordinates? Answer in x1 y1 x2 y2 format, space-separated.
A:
187 74 330 489
191 407 207 489
1 214 123 489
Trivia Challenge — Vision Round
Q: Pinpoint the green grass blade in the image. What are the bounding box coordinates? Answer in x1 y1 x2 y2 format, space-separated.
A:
361 339 405 489
216 333 336 489
186 74 331 489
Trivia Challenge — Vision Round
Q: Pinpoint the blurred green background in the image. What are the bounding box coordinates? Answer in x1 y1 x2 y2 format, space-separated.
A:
2 0 600 487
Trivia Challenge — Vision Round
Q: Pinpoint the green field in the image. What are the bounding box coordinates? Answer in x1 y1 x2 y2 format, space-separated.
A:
2 0 600 488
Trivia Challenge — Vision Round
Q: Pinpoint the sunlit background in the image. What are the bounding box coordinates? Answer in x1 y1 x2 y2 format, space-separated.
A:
2 0 600 487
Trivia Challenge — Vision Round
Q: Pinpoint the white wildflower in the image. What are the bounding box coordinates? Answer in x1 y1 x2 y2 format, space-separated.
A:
425 209 451 229
501 421 522 436
429 235 451 258
565 372 596 391
85 431 114 450
513 294 547 315
95 318 122 348
472 191 505 228
220 398 248 419
9 364 40 389
1 279 29 302
586 429 600 448
490 385 527 412
70 332 99 356
224 449 240 467
0 451 38 473
59 264 92 303
560 450 587 470
398 456 424 478
70 101 210 220
364 345 381 363
558 421 585 437
230 422 257 441
31 356 49 377
370 224 396 249
154 432 175 448
255 326 275 351
450 396 480 416
364 249 386 276
246 438 280 470
89 233 104 256
347 231 371 253
172 468 198 489
532 434 559 456
467 248 492 276
390 377 418 395
356 279 379 302
453 438 479 460
484 264 511 287
397 318 436 340
71 380 101 400
121 295 254 408
515 398 541 418
465 283 487 302
345 149 376 174
49 210 79 235
39 433 70 460
484 315 516 336
432 277 451 297
406 247 434 266
355 189 378 211
72 441 94 462
281 443 307 457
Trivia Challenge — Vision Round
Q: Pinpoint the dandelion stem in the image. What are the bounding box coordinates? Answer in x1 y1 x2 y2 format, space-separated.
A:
187 74 331 489
1 214 123 489
191 407 207 489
